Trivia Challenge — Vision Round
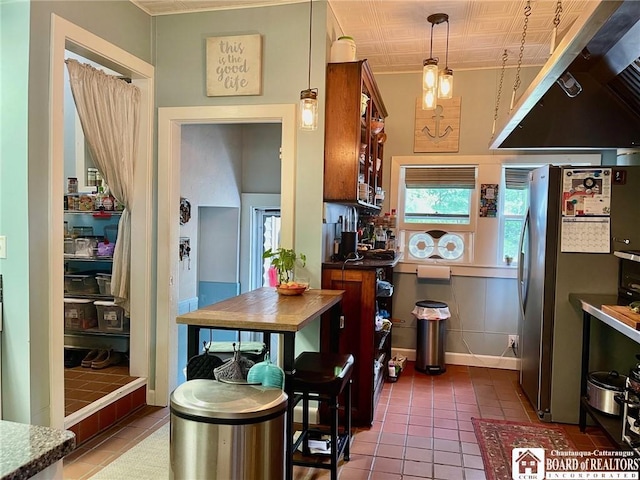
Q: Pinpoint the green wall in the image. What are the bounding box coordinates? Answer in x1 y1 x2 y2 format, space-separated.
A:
0 0 32 423
155 2 329 353
0 0 152 424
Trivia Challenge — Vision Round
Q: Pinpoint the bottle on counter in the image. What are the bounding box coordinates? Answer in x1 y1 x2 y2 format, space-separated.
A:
95 186 105 210
374 224 387 250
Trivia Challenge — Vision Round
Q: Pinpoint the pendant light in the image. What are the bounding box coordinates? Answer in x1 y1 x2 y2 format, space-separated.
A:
422 13 452 110
300 0 318 131
438 16 453 100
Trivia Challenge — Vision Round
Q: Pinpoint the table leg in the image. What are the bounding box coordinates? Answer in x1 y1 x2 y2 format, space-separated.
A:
187 325 201 360
579 311 591 432
283 332 295 480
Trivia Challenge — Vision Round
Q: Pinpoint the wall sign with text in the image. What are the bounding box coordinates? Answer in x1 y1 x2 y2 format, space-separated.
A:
206 34 262 97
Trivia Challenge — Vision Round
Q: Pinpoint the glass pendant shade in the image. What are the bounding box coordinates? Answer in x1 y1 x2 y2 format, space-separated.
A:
299 89 318 131
438 68 453 99
422 59 439 90
422 86 437 110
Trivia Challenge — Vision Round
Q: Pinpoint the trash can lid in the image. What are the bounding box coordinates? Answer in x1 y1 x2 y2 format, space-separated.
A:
412 301 451 320
415 300 448 308
170 379 288 421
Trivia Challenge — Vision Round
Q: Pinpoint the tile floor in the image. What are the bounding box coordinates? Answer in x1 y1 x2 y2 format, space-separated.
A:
65 361 136 416
62 362 614 479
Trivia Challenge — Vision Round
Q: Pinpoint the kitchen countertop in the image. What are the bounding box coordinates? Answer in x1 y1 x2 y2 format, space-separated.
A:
569 293 640 344
0 420 75 479
323 254 401 270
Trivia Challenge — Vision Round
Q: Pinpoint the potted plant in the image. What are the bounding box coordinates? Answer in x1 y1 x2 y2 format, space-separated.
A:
262 247 306 285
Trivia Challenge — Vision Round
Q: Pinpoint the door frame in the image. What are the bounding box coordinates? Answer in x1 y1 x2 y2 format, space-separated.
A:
50 15 154 428
156 105 296 403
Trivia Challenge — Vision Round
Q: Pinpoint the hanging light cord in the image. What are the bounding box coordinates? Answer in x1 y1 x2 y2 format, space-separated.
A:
511 0 531 111
429 21 435 58
492 49 509 137
307 0 312 90
444 19 450 68
550 0 563 54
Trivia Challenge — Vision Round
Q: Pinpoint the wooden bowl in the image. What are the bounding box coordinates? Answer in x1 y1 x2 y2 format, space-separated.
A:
276 285 307 296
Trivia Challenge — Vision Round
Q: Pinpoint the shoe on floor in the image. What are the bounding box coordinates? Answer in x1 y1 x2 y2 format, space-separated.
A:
65 349 86 368
81 349 103 368
92 349 123 369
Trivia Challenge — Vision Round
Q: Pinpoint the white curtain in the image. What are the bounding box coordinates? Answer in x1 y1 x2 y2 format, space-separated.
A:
65 59 140 314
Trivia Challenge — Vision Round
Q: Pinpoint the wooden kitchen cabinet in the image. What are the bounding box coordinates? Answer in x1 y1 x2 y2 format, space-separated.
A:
324 60 388 210
321 260 396 426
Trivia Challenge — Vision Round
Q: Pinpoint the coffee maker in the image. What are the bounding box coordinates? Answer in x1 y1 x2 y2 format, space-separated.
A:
334 207 358 261
338 231 358 260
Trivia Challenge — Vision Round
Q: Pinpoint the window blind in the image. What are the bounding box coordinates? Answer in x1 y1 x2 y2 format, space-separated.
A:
505 168 533 190
404 167 476 189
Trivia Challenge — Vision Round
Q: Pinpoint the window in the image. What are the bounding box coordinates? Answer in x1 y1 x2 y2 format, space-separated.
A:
402 166 476 227
502 168 532 262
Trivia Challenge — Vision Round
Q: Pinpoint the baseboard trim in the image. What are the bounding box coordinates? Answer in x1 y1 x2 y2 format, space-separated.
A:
391 348 520 371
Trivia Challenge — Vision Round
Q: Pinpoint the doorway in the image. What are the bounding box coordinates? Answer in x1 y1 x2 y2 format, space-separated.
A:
50 15 153 429
156 105 296 403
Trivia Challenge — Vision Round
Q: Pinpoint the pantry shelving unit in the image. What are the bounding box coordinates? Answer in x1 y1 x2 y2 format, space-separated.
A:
64 208 129 353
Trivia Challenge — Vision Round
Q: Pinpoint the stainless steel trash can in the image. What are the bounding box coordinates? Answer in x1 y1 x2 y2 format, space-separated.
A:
412 300 450 375
170 379 288 480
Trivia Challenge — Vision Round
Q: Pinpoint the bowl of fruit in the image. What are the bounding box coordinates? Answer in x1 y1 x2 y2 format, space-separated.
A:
276 282 308 296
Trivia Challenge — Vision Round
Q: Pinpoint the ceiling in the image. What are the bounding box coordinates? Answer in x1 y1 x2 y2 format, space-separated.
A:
131 0 591 73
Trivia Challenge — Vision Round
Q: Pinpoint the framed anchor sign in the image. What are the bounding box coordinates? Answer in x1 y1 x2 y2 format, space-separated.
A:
413 97 461 153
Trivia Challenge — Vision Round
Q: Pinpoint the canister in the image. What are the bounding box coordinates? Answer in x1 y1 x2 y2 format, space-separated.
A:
330 36 356 62
67 177 78 194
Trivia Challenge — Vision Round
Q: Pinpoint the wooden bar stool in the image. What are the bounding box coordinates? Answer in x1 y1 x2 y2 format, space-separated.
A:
287 351 354 480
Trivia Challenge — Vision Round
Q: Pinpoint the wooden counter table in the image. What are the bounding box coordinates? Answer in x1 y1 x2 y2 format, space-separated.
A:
176 287 345 376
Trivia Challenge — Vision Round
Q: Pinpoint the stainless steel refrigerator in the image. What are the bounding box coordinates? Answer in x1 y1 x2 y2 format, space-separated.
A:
518 165 640 424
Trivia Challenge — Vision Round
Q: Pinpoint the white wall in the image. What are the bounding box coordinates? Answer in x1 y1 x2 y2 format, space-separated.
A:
179 124 243 300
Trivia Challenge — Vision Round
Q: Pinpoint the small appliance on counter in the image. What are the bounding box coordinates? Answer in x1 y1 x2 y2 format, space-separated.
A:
615 250 640 304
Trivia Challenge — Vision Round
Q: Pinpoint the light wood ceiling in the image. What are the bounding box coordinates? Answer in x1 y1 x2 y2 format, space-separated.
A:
131 0 591 73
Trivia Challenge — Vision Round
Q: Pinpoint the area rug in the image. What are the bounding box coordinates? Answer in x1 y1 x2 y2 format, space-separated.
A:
472 418 577 480
89 423 169 479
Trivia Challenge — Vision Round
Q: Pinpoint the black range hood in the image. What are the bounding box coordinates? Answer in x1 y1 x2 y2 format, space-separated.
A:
491 1 640 150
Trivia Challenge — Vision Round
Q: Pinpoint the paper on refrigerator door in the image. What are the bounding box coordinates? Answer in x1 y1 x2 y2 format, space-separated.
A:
560 168 611 253
561 217 610 253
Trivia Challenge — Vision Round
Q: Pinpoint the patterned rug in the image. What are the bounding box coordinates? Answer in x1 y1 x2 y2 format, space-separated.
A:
472 418 577 480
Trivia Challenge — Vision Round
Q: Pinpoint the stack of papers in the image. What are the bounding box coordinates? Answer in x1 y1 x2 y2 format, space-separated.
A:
293 431 332 455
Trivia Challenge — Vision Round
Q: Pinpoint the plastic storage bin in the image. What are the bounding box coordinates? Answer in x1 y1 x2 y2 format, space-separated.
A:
96 274 112 295
95 300 129 333
64 298 98 330
64 274 99 295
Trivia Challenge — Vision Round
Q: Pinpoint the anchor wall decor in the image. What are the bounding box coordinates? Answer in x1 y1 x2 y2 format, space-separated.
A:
414 97 461 153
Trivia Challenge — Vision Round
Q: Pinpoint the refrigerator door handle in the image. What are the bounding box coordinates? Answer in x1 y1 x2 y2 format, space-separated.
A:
518 209 530 317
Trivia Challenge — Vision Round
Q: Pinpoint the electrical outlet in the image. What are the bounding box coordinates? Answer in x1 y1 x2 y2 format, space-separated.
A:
508 335 519 348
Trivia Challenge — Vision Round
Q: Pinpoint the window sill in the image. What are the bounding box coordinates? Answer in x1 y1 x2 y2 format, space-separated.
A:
396 260 517 279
